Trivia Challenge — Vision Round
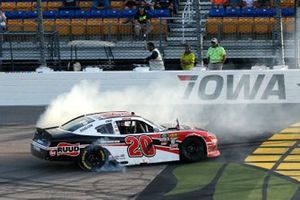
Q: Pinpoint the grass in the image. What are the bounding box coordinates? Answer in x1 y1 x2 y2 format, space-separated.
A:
166 162 299 199
165 162 223 196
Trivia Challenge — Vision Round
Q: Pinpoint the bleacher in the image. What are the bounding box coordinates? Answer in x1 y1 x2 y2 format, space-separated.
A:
2 0 171 39
205 1 296 39
0 0 297 70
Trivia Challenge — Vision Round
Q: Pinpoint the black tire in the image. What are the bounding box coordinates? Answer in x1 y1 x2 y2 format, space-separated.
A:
180 137 206 162
77 145 107 171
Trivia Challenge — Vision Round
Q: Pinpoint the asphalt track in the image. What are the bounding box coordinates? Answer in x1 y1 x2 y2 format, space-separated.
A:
0 106 299 200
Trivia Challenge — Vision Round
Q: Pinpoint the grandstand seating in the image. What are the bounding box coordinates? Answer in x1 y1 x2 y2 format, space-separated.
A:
86 18 103 35
222 18 238 35
209 7 295 18
55 19 71 35
238 17 254 35
282 17 295 33
23 19 37 32
206 17 295 39
206 18 220 35
7 19 23 32
0 0 295 41
71 19 87 36
43 19 56 32
1 2 16 11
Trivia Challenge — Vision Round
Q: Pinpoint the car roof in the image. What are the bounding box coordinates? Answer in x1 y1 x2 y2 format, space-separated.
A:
85 111 139 120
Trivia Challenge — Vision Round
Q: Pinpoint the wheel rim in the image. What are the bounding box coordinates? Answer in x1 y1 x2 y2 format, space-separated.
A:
85 150 105 168
186 142 200 155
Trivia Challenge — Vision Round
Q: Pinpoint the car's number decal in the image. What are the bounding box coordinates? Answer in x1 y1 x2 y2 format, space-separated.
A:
125 135 156 157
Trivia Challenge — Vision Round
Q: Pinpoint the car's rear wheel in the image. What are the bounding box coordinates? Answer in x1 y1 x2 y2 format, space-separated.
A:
180 137 206 162
78 145 107 171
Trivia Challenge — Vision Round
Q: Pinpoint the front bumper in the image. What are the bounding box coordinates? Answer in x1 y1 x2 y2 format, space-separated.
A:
206 141 221 158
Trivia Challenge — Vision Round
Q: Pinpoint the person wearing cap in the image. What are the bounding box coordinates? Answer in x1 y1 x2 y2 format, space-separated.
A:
207 38 226 70
180 44 195 70
145 42 165 71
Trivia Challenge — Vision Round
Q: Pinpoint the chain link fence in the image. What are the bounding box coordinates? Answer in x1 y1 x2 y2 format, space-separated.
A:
0 0 298 70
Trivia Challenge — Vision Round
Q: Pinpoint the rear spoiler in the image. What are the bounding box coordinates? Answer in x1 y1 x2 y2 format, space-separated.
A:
36 126 59 131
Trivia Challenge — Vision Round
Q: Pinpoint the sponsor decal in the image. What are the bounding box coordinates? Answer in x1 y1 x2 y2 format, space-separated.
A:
160 134 169 145
169 133 178 148
99 140 120 144
110 154 126 161
178 74 286 100
49 150 56 157
56 143 80 157
170 138 178 148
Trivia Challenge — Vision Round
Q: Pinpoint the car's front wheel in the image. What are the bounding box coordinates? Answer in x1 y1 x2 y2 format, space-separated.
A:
180 137 206 162
77 145 107 171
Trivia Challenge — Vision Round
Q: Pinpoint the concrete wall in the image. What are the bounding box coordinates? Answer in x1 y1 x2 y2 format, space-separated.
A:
0 70 299 106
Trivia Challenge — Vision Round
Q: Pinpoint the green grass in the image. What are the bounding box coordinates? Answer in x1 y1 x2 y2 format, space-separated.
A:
267 175 299 200
165 162 223 196
214 163 265 200
166 162 299 199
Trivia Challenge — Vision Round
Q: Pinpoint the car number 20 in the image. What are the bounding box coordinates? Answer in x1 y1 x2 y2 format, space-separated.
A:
125 135 156 157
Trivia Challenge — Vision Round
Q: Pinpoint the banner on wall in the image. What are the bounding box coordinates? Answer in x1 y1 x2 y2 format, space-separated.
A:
0 70 299 105
177 71 300 104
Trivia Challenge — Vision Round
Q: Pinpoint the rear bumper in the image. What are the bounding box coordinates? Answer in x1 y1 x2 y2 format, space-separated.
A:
31 142 50 160
31 141 77 161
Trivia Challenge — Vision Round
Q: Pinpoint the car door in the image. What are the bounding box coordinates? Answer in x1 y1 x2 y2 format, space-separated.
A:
114 119 179 165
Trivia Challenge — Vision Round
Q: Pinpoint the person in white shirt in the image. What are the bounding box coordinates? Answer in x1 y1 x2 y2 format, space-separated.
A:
243 0 254 7
145 42 165 71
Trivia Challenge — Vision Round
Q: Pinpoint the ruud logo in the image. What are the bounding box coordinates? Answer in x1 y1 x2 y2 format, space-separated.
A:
178 74 286 101
56 143 80 157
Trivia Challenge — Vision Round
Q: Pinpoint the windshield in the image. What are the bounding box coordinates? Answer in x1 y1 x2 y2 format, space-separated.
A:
143 118 166 131
61 116 94 132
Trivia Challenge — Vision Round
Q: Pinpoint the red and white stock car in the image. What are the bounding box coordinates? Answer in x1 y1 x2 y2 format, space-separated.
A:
31 111 220 171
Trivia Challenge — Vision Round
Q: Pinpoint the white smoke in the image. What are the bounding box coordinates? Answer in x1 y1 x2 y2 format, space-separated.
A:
36 79 298 142
37 80 199 128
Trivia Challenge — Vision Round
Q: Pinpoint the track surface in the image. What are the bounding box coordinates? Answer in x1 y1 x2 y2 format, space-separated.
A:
0 125 273 200
1 106 300 199
0 125 165 200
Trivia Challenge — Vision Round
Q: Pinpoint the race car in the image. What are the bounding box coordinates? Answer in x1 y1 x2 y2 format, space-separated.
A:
31 111 220 171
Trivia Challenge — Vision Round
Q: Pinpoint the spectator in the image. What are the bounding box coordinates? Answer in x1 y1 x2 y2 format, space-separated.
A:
254 0 270 8
207 38 226 70
211 0 228 8
242 0 254 7
155 0 175 16
228 0 242 8
140 0 155 10
0 10 6 32
145 42 165 71
124 0 138 9
134 7 152 40
92 0 111 9
61 0 80 10
180 44 195 70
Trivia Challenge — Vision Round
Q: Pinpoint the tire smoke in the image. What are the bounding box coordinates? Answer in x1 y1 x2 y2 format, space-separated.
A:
37 80 190 128
37 80 300 142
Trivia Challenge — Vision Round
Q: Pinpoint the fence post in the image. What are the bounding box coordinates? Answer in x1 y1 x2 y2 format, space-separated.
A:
195 0 204 66
295 1 299 69
273 0 285 66
36 0 48 68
